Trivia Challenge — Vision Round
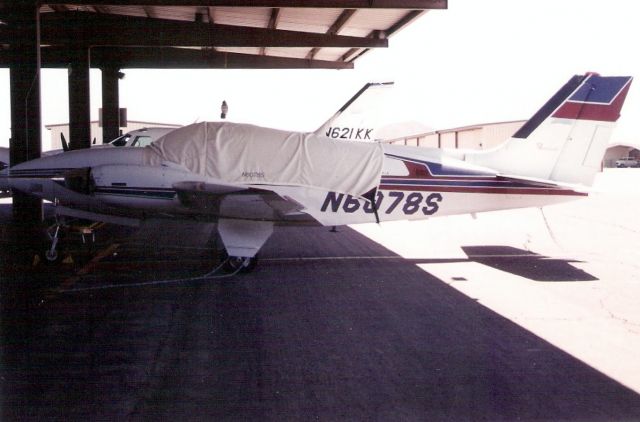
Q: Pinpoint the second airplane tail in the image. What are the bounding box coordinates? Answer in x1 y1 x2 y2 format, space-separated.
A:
466 73 633 186
314 82 394 141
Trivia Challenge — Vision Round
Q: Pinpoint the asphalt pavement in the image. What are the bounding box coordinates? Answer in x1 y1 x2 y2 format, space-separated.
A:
2 202 640 421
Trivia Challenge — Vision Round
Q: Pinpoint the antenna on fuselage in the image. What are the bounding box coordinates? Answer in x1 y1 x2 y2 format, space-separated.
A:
60 133 69 152
220 100 228 119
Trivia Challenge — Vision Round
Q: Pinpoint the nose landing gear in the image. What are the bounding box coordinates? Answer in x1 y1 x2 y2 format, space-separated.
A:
43 216 103 264
45 222 63 263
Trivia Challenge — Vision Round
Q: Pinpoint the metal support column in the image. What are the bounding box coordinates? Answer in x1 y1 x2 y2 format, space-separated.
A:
9 1 43 223
101 66 120 143
68 46 91 150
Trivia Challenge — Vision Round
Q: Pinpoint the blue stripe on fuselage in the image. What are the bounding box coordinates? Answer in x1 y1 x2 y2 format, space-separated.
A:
384 153 493 178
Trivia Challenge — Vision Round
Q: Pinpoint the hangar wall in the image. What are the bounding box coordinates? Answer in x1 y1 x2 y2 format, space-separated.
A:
387 120 526 150
603 145 640 167
387 120 639 168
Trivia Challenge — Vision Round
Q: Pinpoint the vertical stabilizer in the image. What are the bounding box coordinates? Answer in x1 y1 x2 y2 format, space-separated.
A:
467 73 633 186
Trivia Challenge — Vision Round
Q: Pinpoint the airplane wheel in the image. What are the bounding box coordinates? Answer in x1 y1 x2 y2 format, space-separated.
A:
45 249 59 263
222 253 258 273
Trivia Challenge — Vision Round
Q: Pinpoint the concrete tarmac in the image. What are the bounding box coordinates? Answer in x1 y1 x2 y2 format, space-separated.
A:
2 170 640 421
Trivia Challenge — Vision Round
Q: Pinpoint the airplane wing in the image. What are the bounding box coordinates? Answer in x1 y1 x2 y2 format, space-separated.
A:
172 181 312 222
173 180 250 195
173 180 323 258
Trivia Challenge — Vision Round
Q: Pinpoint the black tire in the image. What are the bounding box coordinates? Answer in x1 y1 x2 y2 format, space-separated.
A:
44 249 60 264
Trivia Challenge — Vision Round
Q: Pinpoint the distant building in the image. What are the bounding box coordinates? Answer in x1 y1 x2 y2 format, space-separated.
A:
385 120 527 150
386 120 639 168
603 144 640 168
45 120 182 151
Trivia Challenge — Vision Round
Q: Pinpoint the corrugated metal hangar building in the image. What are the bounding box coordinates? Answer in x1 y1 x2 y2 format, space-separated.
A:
387 120 527 150
386 119 639 167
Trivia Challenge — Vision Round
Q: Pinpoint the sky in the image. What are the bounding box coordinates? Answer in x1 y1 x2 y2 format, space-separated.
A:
1 0 639 149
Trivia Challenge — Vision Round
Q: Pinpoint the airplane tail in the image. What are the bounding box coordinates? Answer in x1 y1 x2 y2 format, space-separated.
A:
314 82 394 141
466 73 633 186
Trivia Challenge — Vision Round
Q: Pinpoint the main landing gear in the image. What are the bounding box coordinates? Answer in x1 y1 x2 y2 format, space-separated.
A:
214 218 272 275
220 251 258 274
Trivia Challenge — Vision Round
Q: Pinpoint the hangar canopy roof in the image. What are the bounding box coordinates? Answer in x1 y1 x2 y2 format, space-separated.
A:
0 1 447 69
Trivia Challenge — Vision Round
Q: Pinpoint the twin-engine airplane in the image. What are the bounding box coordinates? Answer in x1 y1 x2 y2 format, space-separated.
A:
0 73 633 272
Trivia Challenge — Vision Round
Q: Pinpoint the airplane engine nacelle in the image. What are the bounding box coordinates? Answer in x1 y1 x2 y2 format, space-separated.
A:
64 167 93 195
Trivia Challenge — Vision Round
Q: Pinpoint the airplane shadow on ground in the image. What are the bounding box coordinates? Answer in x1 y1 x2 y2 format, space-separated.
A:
458 245 598 282
344 245 597 283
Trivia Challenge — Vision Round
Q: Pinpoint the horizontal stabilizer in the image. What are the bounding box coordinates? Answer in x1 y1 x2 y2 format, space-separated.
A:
496 174 588 195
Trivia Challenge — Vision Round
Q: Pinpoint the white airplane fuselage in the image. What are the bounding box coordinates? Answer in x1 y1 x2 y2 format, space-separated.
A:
2 143 584 227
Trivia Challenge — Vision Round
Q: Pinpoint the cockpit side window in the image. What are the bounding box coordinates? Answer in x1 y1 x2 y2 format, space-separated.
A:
110 134 131 147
